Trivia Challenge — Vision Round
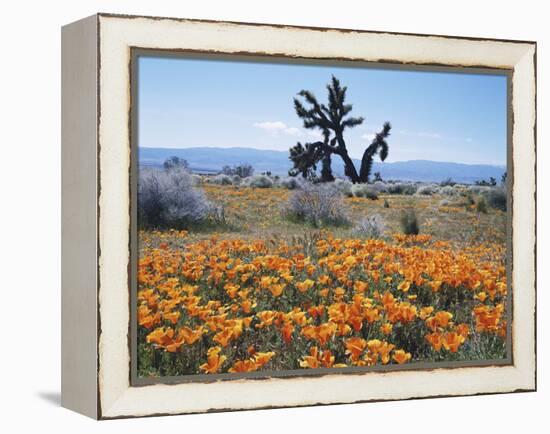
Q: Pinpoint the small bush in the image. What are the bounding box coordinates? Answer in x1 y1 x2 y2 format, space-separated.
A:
440 185 459 196
285 183 349 228
383 198 390 208
278 176 301 190
400 209 420 235
212 174 233 185
351 183 379 200
416 184 439 196
138 168 212 229
371 181 389 194
352 215 385 239
388 183 417 195
476 197 488 214
365 189 379 200
244 174 273 188
468 185 491 195
483 187 507 211
333 178 353 197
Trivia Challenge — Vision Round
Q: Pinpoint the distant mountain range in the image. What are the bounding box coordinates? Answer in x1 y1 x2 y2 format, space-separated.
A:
139 147 506 184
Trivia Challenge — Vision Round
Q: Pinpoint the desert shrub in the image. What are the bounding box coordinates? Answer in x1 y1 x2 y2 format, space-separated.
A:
138 168 212 229
365 189 379 200
212 174 233 185
351 183 379 200
333 178 353 197
439 198 451 207
388 182 417 195
210 203 227 225
278 176 301 190
243 174 273 188
416 184 439 196
483 187 507 211
476 197 488 214
440 185 460 196
440 177 456 187
371 181 389 193
285 183 349 228
383 198 390 208
352 215 385 239
231 175 242 185
221 163 254 178
191 174 202 185
400 209 420 235
468 185 491 195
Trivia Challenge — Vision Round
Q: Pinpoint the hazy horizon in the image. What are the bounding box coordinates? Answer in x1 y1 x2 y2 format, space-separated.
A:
138 145 506 167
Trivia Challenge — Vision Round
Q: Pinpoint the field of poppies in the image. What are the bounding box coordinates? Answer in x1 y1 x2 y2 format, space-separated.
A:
136 180 508 378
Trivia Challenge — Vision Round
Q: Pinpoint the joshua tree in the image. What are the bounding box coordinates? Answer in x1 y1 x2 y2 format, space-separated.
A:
163 156 189 171
373 172 383 182
222 163 254 178
288 141 322 180
289 75 391 183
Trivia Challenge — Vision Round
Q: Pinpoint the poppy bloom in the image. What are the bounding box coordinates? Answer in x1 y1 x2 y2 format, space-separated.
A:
392 350 412 364
345 337 367 361
199 347 227 374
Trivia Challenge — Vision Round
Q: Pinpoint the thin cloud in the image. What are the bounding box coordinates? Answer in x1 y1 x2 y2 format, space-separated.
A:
398 130 443 139
253 121 302 136
397 129 474 143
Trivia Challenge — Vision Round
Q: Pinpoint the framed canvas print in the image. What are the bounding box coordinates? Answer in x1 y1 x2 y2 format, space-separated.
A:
61 13 536 419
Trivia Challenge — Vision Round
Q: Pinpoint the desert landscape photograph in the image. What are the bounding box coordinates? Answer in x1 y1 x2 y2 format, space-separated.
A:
134 55 509 379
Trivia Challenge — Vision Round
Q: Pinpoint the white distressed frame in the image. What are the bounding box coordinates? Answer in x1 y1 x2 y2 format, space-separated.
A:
63 13 537 419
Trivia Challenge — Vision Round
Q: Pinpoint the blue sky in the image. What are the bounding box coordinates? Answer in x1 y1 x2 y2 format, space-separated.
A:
138 55 507 165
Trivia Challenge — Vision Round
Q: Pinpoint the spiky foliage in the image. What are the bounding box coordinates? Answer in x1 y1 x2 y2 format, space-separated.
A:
359 122 391 183
288 141 322 180
290 76 391 183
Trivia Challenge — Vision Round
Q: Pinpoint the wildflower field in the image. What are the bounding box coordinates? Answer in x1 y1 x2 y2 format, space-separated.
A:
137 181 508 378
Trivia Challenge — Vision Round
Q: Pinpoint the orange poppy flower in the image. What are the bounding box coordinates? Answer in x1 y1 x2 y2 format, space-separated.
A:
425 332 443 351
345 337 367 361
199 346 227 374
442 332 466 353
380 322 393 335
392 349 412 364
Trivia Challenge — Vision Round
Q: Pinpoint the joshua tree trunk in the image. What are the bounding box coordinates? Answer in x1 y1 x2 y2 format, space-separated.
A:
340 152 360 183
335 133 360 183
359 149 375 183
320 153 335 182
